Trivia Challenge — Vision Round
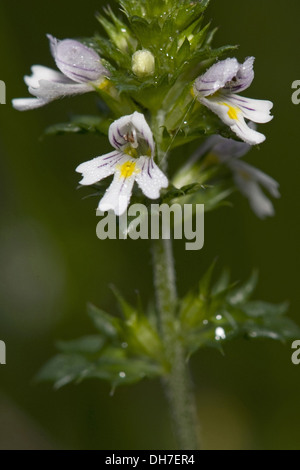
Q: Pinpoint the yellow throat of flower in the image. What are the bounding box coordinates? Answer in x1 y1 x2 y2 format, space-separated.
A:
221 102 240 121
118 161 138 178
98 78 111 91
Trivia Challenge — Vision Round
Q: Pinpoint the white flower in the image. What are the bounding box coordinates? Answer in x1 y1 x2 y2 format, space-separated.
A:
12 35 108 111
193 57 273 145
76 112 169 215
193 134 280 219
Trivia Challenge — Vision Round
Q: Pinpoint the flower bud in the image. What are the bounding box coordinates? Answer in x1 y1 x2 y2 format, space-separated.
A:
132 49 155 78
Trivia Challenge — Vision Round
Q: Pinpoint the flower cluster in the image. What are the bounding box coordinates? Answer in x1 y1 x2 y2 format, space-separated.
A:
12 6 276 217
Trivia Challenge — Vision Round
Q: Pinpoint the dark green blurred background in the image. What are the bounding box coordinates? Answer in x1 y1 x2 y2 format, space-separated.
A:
0 0 299 450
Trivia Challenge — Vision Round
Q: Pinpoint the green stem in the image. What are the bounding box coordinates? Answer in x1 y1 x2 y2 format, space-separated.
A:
152 237 201 450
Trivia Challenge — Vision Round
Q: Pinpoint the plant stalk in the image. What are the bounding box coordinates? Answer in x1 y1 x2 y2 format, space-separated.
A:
152 237 201 450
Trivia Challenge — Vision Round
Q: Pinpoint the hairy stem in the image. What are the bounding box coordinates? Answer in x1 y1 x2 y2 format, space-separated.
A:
152 237 201 450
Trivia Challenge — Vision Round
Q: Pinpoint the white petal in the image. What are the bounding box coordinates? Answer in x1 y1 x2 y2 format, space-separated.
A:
12 97 48 111
109 114 136 149
213 136 251 160
13 64 93 110
28 79 93 100
24 65 69 88
135 156 168 199
76 151 124 185
131 112 155 154
13 81 92 109
99 162 137 216
226 94 273 124
255 172 280 198
109 111 154 154
230 117 266 145
232 160 280 198
234 175 275 219
201 96 267 145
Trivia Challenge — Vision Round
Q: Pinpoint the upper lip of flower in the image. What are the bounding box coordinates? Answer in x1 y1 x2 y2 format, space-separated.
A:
47 34 107 84
193 57 273 146
76 112 168 216
194 57 255 97
108 111 155 156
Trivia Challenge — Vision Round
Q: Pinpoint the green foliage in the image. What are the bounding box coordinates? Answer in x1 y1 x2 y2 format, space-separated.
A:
38 292 166 390
44 115 111 137
163 182 234 213
179 265 300 357
38 267 299 390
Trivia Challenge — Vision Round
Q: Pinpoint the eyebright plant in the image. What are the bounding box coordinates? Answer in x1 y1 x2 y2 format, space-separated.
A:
13 0 300 450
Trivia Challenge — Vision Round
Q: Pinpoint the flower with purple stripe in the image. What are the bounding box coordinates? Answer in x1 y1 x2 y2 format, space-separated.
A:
76 112 168 216
193 57 273 145
12 35 108 111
